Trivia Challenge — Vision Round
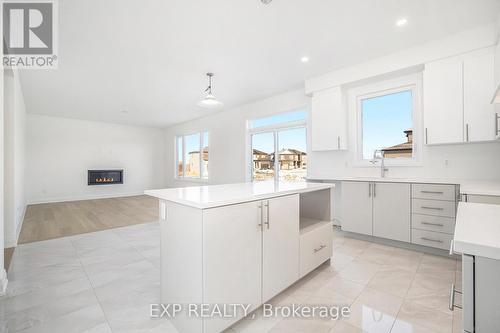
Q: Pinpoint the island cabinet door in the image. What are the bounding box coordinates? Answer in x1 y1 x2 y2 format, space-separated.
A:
262 194 300 302
202 200 263 333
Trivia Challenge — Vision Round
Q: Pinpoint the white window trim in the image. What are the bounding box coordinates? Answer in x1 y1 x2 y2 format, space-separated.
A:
349 73 423 167
246 110 307 182
175 131 209 182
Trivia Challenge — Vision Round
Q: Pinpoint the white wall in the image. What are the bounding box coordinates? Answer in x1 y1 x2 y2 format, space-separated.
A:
164 89 309 188
3 69 27 247
26 115 166 204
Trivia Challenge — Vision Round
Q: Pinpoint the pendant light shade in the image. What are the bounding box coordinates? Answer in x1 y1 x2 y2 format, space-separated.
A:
198 73 223 109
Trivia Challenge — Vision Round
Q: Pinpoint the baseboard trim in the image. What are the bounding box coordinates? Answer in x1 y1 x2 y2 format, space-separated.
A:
27 191 146 205
0 268 8 296
15 205 27 246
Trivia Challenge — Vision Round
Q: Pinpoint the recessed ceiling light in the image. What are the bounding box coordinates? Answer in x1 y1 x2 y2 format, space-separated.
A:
301 56 309 63
396 18 408 27
261 0 272 4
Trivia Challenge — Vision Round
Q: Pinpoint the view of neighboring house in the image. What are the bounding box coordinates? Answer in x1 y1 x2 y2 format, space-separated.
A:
253 149 274 170
276 148 307 170
185 147 209 177
382 129 413 158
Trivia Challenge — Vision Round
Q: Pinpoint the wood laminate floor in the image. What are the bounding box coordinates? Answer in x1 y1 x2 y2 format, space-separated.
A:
18 195 159 244
4 247 14 271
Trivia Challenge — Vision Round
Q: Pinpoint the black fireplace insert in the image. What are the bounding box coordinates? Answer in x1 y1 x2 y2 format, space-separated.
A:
88 170 123 185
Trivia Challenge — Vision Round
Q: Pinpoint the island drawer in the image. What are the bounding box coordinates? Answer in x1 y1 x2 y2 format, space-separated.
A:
412 198 456 218
411 229 453 250
412 184 457 201
412 214 455 234
299 222 332 277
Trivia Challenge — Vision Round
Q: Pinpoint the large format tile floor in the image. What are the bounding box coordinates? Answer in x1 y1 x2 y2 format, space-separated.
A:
0 223 462 333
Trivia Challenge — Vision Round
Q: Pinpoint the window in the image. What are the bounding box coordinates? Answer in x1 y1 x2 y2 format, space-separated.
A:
249 110 307 182
352 74 422 166
176 131 209 180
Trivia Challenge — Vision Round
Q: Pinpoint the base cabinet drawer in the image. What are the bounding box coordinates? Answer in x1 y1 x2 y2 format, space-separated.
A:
300 223 332 277
412 184 457 201
411 229 453 250
412 214 455 234
412 198 456 218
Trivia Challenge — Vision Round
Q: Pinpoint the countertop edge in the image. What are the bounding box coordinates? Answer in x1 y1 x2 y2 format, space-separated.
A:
145 183 334 209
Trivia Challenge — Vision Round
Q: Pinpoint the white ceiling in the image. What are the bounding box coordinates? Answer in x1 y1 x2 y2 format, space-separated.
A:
19 0 500 128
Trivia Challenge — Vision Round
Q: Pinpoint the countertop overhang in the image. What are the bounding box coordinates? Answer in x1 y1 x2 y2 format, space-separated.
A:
454 202 500 260
145 181 334 209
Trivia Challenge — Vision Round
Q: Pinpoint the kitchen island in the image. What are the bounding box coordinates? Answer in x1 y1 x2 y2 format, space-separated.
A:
145 181 335 333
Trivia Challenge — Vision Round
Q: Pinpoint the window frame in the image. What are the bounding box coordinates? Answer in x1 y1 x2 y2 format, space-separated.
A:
246 109 308 182
175 131 209 181
349 74 423 167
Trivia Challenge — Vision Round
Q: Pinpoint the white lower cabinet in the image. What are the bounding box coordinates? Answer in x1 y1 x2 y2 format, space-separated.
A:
342 181 410 242
203 201 263 333
411 184 458 250
263 195 300 302
341 181 462 251
202 194 300 333
372 183 411 242
341 181 373 235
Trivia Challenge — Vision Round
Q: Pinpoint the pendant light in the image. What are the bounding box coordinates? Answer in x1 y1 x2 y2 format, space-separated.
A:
197 73 223 109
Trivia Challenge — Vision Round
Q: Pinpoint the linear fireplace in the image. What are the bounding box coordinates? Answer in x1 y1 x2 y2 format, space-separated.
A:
88 170 123 185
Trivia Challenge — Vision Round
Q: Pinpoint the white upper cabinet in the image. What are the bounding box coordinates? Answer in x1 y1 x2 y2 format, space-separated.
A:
464 53 496 142
423 57 464 145
311 86 347 151
424 48 496 145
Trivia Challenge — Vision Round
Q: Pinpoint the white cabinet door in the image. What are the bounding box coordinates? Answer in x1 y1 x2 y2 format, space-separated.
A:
424 57 464 144
464 53 496 142
262 194 300 302
202 201 263 333
311 86 347 151
372 183 410 242
341 181 373 235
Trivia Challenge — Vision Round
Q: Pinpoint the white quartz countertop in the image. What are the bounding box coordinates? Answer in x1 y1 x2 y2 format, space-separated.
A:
453 202 500 260
307 177 500 196
145 181 334 209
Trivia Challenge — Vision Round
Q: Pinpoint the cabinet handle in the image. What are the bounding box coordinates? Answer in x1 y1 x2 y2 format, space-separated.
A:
465 123 469 142
258 204 263 227
425 128 428 144
314 244 327 253
337 136 340 149
373 183 376 197
421 206 444 211
264 201 270 229
421 237 443 243
449 283 462 311
421 221 444 227
420 190 444 194
368 183 371 197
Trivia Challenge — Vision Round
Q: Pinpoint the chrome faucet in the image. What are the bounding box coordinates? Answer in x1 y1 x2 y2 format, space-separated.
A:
371 149 389 178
